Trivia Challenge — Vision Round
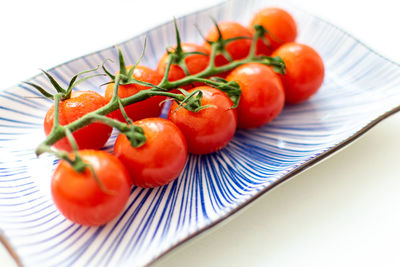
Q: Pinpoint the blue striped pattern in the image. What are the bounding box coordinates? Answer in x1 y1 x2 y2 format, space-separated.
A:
1 0 400 266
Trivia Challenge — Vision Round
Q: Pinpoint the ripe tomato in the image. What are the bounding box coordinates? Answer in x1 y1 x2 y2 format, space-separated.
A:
227 63 285 128
156 43 209 88
272 42 325 104
104 65 164 122
204 21 252 68
51 150 131 226
114 118 187 188
168 86 237 154
249 7 297 55
44 91 112 151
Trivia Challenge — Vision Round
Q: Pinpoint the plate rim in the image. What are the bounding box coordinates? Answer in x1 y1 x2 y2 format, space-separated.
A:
1 0 400 266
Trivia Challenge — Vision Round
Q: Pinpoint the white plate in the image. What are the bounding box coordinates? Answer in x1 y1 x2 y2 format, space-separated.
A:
1 0 400 266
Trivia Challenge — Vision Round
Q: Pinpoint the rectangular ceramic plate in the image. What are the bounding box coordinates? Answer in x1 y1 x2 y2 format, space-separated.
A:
1 0 400 266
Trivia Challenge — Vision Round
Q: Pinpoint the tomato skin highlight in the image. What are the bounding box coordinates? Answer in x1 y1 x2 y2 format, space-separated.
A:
51 150 131 226
272 42 325 104
114 118 187 188
156 43 209 89
104 65 164 122
204 21 252 70
168 86 237 155
249 7 297 55
44 91 112 151
227 63 285 128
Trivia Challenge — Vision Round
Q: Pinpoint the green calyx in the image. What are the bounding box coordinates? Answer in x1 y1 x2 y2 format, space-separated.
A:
188 77 241 108
172 88 215 113
209 77 241 108
102 42 164 90
25 67 103 101
121 125 147 148
205 18 251 63
166 18 208 76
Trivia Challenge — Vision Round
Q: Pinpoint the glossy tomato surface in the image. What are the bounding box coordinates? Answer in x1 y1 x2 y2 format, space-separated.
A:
204 21 252 68
114 118 187 188
51 150 131 226
272 42 325 104
227 63 285 128
44 91 112 151
156 43 209 88
168 86 237 154
104 65 163 122
250 7 297 55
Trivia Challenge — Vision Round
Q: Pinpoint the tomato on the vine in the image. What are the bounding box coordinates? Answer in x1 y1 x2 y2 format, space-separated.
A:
44 91 112 151
204 21 252 68
114 118 187 188
272 42 324 104
156 43 209 88
51 150 131 226
168 86 237 154
249 7 297 55
227 63 285 128
104 65 164 122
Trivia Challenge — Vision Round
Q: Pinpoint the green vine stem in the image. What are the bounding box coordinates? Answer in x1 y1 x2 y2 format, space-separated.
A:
33 24 285 159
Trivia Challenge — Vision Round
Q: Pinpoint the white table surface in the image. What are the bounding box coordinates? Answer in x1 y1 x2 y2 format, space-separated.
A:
1 0 400 266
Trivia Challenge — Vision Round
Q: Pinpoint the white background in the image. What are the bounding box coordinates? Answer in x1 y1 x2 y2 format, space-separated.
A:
1 0 400 266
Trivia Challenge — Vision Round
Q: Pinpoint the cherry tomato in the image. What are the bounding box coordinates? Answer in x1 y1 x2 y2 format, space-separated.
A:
114 118 187 188
249 7 297 55
44 91 112 151
204 21 252 68
168 86 237 154
272 42 325 104
104 65 164 122
51 150 131 226
227 63 285 128
156 43 209 89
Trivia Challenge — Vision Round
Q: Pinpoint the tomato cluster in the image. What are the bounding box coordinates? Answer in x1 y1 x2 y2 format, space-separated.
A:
37 7 325 226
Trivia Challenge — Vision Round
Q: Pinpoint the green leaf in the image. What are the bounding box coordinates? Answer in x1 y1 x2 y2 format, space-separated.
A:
23 82 54 99
40 69 65 93
127 38 147 79
174 18 183 55
117 47 128 77
102 59 116 80
210 17 223 42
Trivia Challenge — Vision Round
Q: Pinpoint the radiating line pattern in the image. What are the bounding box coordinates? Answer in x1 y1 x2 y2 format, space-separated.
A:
1 0 400 266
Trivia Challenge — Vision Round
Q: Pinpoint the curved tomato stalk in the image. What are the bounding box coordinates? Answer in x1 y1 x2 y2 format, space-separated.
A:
116 98 147 148
65 128 114 194
24 67 104 100
34 95 112 193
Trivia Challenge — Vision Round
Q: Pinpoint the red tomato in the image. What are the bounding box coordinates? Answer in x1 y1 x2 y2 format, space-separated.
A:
249 7 297 55
51 150 131 226
114 118 187 188
104 65 164 122
272 42 325 104
156 43 209 88
168 86 237 154
204 21 252 68
227 63 285 128
44 91 112 151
